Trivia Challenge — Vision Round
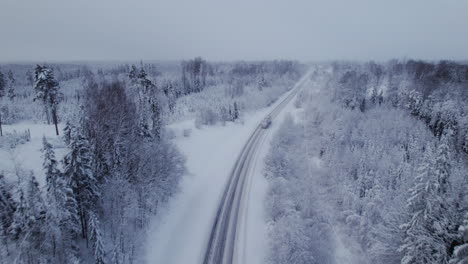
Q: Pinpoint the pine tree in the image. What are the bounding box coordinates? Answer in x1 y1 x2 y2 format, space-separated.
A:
399 145 452 264
63 129 99 241
89 211 106 264
110 244 123 264
34 65 62 135
0 174 16 256
138 67 147 80
6 70 15 100
138 67 155 94
132 65 161 138
63 121 76 146
0 174 15 231
149 96 161 139
42 137 80 262
450 213 468 264
435 134 451 195
0 71 5 98
10 173 46 263
8 189 27 241
129 64 138 84
25 173 45 218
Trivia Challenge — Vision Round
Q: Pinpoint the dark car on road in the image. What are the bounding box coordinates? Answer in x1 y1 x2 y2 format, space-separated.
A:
261 115 272 129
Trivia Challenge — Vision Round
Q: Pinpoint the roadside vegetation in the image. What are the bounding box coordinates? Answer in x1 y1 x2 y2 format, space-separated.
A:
265 61 468 264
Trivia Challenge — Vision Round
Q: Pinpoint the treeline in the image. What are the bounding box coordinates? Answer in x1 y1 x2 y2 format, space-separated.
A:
331 60 467 154
0 68 185 263
265 62 467 264
0 59 303 126
172 59 303 125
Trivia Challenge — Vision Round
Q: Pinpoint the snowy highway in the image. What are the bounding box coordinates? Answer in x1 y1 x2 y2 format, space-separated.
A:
202 74 309 264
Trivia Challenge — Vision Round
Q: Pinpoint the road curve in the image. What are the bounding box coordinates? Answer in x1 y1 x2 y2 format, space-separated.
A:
202 73 310 264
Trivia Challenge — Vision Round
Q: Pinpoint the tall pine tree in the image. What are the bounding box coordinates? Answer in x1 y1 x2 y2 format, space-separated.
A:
450 213 468 264
0 71 5 98
0 173 16 257
435 133 451 195
42 137 80 262
89 211 106 264
399 145 452 264
63 128 99 242
10 173 46 263
34 65 62 135
6 70 15 100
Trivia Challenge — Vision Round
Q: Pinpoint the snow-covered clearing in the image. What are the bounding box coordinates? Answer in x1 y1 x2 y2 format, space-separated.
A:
0 122 66 186
144 83 303 264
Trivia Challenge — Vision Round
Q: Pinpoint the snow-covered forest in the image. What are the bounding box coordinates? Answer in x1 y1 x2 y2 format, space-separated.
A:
265 61 468 264
0 59 302 263
2 1 468 263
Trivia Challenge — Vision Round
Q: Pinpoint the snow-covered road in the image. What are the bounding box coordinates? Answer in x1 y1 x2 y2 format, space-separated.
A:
144 71 312 264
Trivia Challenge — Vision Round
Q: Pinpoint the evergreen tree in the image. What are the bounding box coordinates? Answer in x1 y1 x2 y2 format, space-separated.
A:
128 64 138 84
0 174 15 233
450 213 468 264
34 65 62 135
110 244 124 264
10 173 46 263
149 96 161 139
6 70 15 100
0 71 5 98
8 189 27 241
435 134 451 195
138 67 156 94
89 211 106 264
399 146 452 264
63 129 99 241
131 65 161 138
25 173 45 218
27 174 47 263
63 121 76 146
0 174 16 256
42 137 79 262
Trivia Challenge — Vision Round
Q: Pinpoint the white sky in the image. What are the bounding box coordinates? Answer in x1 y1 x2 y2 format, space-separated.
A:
0 0 467 62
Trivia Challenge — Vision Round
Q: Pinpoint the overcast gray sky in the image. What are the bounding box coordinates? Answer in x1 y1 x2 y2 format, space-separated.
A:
0 0 467 62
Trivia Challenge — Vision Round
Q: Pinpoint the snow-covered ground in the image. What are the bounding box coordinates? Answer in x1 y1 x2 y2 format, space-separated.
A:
144 76 310 264
0 123 66 186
